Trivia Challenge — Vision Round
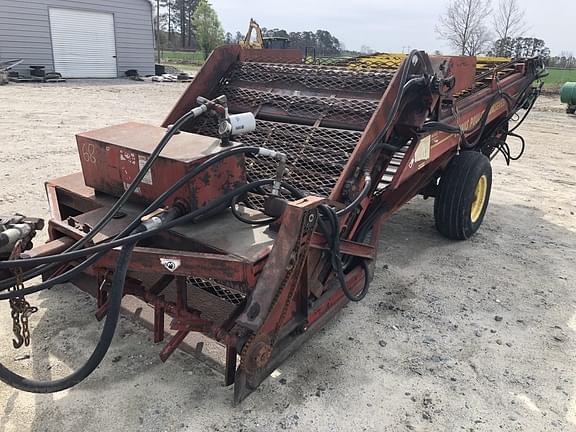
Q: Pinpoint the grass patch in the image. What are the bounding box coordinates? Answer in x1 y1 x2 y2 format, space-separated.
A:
161 50 205 65
543 68 576 88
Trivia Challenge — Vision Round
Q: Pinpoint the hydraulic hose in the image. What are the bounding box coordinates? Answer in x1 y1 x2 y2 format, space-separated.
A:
336 172 372 217
0 242 135 393
318 205 369 302
0 104 211 289
508 84 541 134
0 173 305 391
0 178 370 393
0 146 262 272
361 51 432 157
230 193 277 226
0 179 300 300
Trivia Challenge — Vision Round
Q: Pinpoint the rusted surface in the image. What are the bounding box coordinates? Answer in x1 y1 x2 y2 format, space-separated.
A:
28 47 543 403
77 122 246 209
19 237 74 259
163 45 241 127
97 247 254 285
309 233 375 259
239 48 302 64
234 264 367 404
236 196 323 331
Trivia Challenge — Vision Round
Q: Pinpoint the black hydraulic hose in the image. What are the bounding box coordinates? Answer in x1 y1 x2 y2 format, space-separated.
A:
356 75 429 170
418 121 461 134
0 243 135 393
0 105 208 288
508 85 540 134
230 193 276 226
336 173 372 217
350 50 431 182
0 179 296 300
318 205 369 302
0 184 368 393
420 80 536 151
0 146 262 274
230 180 306 226
460 91 502 150
465 76 541 143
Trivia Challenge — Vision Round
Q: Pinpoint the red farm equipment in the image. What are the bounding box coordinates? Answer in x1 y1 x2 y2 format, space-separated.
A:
0 45 545 403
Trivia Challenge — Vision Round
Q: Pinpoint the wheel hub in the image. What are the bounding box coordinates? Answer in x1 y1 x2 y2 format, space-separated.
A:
471 175 488 223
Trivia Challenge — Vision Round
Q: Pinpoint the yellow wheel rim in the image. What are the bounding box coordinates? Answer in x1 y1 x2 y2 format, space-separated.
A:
471 175 488 223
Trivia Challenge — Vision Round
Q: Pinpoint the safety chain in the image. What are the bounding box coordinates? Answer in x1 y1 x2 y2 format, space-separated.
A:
451 104 463 155
8 267 38 349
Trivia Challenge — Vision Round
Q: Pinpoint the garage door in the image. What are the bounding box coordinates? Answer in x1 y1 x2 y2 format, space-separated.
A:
49 8 118 78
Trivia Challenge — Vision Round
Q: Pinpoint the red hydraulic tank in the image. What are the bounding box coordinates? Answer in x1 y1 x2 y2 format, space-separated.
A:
76 122 246 210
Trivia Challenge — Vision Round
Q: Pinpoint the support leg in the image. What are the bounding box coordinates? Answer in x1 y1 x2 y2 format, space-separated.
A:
159 330 189 362
154 295 165 343
225 345 237 386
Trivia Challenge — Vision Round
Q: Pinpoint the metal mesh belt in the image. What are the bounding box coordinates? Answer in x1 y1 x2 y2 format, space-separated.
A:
301 53 407 71
187 58 384 209
190 117 362 200
186 277 246 304
221 85 378 130
228 62 395 95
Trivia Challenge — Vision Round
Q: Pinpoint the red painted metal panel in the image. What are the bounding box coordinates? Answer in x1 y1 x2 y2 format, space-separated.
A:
21 47 543 403
76 122 246 209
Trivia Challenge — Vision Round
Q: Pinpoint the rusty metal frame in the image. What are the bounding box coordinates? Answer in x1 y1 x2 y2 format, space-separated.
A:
29 46 543 404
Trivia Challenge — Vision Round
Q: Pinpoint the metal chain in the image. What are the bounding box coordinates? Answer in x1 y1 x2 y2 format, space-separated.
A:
8 267 38 349
452 104 463 155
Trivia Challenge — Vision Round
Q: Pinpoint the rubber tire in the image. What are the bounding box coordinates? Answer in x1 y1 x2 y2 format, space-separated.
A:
567 107 576 115
434 151 492 240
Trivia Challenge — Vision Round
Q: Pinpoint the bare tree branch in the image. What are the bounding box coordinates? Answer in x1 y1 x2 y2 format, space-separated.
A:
494 0 527 42
436 0 492 56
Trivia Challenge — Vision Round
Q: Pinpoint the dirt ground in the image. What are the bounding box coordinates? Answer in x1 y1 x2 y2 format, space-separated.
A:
0 81 575 432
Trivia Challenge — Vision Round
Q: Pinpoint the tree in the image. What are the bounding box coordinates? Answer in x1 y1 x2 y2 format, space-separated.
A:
155 0 200 49
493 0 527 55
315 30 341 56
490 37 550 61
267 29 342 55
228 27 343 56
192 0 224 59
160 0 176 43
436 0 492 56
491 37 515 57
558 51 576 68
234 31 244 43
360 45 375 55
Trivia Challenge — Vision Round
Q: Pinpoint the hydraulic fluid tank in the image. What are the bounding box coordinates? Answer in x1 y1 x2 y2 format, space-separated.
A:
560 82 576 105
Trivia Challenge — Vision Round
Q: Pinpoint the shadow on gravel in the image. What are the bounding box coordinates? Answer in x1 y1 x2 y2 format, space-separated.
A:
8 197 574 431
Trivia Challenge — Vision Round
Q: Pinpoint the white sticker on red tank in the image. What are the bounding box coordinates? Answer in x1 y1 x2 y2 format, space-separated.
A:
138 155 153 185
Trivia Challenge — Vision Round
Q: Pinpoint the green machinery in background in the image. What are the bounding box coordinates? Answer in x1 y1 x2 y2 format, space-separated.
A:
561 82 576 114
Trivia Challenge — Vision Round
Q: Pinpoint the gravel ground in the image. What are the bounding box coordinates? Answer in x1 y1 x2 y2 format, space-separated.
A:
0 81 575 432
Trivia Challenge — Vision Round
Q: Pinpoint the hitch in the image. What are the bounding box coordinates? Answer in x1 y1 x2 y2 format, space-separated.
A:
0 215 44 259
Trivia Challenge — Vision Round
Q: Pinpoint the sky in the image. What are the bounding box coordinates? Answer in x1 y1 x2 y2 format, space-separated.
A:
209 0 574 56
